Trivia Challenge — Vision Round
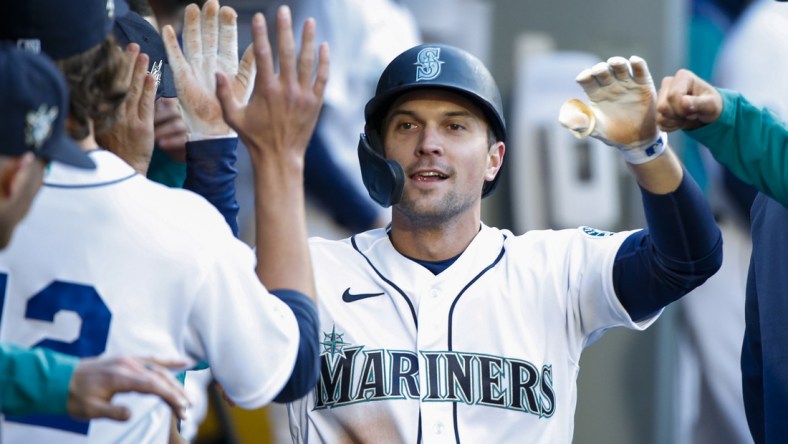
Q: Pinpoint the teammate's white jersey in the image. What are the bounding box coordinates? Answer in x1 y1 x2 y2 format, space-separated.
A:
288 224 659 443
0 150 299 443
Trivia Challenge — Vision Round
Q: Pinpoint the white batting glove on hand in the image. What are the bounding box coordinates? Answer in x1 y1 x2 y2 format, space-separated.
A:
162 0 255 139
559 55 667 164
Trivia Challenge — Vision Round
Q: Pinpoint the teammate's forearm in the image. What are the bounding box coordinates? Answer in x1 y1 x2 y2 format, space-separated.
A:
687 88 788 207
183 137 240 237
249 147 316 301
0 343 77 416
270 290 320 402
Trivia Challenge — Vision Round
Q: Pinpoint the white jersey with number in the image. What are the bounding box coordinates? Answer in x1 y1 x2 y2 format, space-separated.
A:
288 224 659 443
0 150 299 443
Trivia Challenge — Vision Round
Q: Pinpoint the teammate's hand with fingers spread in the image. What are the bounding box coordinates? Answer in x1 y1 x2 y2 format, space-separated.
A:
97 43 157 174
67 356 191 422
656 68 724 132
214 4 327 298
215 5 329 166
162 0 255 138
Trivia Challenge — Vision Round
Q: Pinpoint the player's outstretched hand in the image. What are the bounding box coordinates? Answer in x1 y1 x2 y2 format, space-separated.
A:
213 4 326 297
97 43 157 174
162 0 255 138
67 356 191 422
215 5 329 164
656 68 723 132
559 56 666 164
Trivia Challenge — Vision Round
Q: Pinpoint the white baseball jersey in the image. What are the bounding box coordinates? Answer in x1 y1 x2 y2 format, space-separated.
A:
0 150 299 443
288 224 659 443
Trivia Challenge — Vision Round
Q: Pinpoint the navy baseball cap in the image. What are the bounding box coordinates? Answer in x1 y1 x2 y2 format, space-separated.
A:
0 0 120 60
0 44 95 169
113 10 177 100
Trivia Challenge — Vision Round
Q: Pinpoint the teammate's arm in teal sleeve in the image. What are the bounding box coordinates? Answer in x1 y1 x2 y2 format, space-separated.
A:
687 89 788 207
613 170 723 321
183 138 240 237
269 289 320 403
0 342 77 415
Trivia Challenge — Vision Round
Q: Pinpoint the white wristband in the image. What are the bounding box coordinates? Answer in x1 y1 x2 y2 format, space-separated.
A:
188 131 238 142
618 132 667 165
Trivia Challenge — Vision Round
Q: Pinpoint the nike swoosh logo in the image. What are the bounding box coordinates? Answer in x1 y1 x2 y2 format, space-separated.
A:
342 288 384 303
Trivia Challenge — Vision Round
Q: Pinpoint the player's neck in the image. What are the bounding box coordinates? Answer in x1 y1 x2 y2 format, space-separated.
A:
75 134 100 150
68 117 100 150
389 213 481 261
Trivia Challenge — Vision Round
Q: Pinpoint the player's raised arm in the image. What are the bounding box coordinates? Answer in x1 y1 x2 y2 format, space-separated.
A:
559 56 722 320
162 1 326 404
215 5 328 300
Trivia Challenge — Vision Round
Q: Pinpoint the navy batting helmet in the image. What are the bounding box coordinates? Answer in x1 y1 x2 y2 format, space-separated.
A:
358 43 507 208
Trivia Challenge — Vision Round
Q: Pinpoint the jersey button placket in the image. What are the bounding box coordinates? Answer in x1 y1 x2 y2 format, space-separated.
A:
416 286 446 355
429 288 441 330
434 422 445 435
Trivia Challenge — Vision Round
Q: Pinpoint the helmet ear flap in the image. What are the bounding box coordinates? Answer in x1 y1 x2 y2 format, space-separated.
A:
357 128 405 208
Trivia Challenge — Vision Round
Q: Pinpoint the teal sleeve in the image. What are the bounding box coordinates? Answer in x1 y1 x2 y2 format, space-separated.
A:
146 148 187 188
686 89 788 207
0 343 79 415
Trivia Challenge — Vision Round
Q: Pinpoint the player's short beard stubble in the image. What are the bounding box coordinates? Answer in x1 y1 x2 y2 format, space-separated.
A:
395 187 476 230
393 167 481 231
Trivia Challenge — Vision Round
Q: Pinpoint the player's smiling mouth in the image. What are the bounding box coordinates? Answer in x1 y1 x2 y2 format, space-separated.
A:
411 171 448 182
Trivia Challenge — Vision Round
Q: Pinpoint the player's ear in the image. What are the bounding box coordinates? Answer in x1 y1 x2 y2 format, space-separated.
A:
0 153 37 202
484 141 505 182
0 155 24 201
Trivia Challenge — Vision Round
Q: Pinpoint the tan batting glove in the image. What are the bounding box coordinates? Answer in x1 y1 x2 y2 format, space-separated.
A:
559 56 667 164
162 0 255 139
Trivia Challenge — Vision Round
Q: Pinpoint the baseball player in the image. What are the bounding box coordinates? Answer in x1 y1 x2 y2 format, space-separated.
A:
285 45 722 442
0 44 190 423
0 1 325 443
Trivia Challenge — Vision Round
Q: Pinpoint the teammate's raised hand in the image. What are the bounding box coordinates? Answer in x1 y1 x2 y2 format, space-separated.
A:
162 0 255 138
213 4 328 299
656 68 724 132
559 56 667 164
215 5 329 162
96 43 157 174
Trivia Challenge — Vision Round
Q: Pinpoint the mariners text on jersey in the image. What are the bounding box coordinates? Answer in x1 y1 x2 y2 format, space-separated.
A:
315 328 556 418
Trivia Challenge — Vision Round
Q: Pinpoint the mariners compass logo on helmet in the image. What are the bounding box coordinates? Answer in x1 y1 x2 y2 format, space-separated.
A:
415 47 444 81
25 104 59 150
